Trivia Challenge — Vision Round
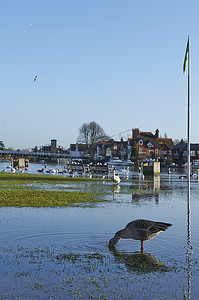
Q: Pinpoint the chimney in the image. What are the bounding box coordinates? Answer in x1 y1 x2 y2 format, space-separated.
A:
132 128 139 138
155 129 159 139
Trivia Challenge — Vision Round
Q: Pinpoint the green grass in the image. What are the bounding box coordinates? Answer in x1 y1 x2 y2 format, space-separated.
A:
0 172 99 183
0 172 106 207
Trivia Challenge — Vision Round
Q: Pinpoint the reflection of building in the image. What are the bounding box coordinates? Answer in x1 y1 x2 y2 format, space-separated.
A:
133 175 160 204
143 161 160 176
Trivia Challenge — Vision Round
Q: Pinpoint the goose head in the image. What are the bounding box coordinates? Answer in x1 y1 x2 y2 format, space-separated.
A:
108 231 120 248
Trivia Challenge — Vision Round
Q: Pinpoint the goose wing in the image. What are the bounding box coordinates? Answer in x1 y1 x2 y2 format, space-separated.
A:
149 222 173 234
125 219 172 241
126 219 155 230
126 219 172 231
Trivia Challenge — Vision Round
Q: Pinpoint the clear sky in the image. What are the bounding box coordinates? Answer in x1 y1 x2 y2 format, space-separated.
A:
0 0 198 150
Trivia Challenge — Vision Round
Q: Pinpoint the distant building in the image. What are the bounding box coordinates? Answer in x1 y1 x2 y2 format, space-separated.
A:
68 143 89 159
39 139 68 155
128 129 161 158
128 128 174 162
38 130 174 163
92 128 174 163
92 138 131 162
171 143 199 165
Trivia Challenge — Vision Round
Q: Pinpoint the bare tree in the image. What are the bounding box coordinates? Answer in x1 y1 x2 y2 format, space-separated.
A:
0 141 5 150
77 121 109 156
89 121 106 145
77 123 90 145
173 138 187 145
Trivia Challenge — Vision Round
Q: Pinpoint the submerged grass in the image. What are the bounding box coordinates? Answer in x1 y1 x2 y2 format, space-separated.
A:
0 246 187 300
0 172 106 207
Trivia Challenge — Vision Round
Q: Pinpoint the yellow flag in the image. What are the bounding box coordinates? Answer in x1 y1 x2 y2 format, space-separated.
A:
183 38 189 74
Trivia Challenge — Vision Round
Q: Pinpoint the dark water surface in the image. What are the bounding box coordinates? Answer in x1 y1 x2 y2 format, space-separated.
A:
1 166 199 299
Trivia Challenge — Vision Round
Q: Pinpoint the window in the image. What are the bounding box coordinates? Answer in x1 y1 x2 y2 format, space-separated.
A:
97 146 101 156
191 151 195 157
139 147 143 154
139 140 143 145
106 148 111 156
147 142 153 148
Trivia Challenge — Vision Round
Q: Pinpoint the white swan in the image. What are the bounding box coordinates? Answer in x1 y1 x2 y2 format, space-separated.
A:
112 169 120 184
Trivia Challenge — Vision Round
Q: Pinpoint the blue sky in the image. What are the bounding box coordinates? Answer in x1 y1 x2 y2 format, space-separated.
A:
0 0 198 149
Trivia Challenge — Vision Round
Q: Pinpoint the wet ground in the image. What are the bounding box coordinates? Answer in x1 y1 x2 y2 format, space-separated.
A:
0 163 199 299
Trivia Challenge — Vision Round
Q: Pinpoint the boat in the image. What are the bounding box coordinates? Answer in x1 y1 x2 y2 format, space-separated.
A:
107 157 134 167
123 160 134 166
107 157 122 166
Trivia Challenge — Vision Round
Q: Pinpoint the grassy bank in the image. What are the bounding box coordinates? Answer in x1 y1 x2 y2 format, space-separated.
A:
0 172 106 207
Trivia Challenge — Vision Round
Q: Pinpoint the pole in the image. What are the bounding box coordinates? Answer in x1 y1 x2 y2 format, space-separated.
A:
187 35 190 185
185 35 194 300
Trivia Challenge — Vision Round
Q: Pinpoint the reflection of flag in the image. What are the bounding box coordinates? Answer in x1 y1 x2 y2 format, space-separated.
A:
183 38 189 74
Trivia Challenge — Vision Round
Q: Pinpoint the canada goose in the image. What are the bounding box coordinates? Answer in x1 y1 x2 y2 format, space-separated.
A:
108 219 172 252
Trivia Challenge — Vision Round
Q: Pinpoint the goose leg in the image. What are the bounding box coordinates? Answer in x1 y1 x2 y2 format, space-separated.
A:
141 241 144 253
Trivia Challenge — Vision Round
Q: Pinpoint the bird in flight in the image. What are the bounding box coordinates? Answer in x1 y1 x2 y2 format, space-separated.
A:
34 76 37 82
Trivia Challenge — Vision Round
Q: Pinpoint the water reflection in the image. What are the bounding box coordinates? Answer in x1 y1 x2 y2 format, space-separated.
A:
112 184 121 200
109 248 169 273
132 175 160 204
184 183 194 300
132 192 159 204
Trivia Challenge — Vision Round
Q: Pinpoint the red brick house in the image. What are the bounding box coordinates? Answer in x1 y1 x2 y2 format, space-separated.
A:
128 129 174 161
72 128 174 163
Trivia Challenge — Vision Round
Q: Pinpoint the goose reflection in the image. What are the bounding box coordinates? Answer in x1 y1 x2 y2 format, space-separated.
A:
109 248 170 273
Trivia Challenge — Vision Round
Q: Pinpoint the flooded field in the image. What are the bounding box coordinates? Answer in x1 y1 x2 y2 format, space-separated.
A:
0 163 199 299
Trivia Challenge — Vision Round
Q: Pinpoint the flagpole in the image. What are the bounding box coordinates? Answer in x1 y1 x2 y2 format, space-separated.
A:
187 35 190 186
185 36 193 300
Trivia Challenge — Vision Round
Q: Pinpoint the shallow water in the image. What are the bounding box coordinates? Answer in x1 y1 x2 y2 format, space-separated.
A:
1 168 199 299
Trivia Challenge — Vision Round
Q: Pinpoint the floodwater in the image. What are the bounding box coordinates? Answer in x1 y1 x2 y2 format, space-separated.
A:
1 163 199 299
